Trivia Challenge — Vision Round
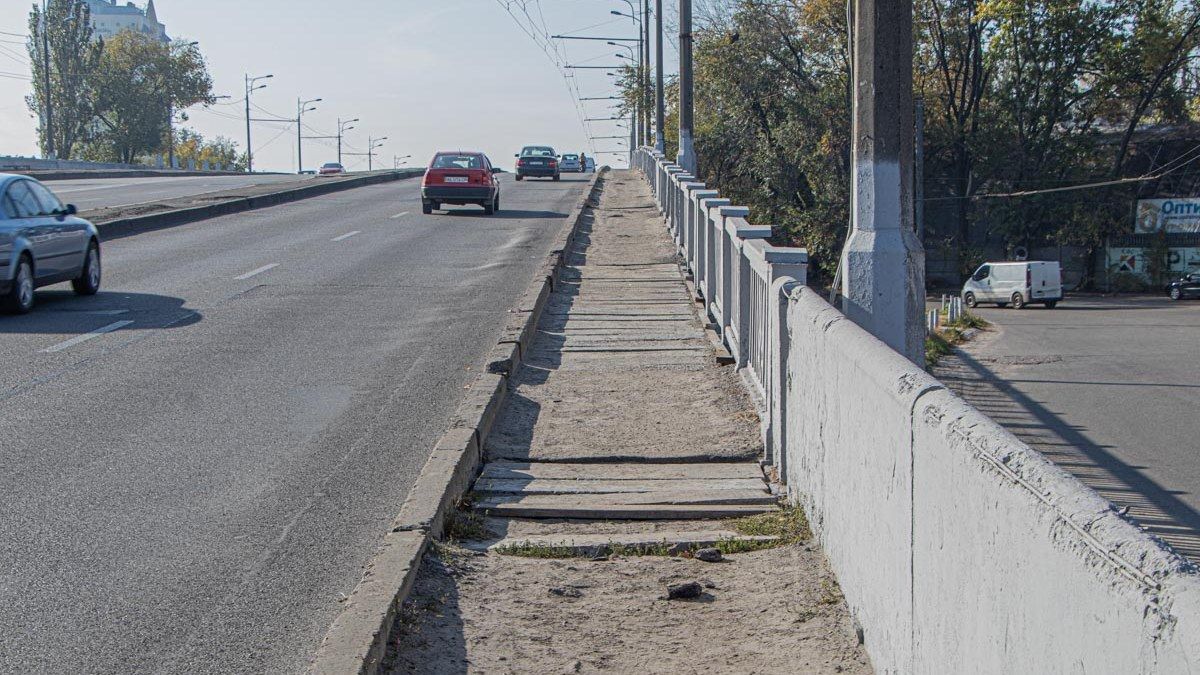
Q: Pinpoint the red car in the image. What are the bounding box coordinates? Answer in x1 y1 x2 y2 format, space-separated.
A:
421 151 501 215
318 162 346 176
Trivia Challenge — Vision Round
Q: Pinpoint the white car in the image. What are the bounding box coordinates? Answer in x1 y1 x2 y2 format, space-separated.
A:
560 154 583 172
963 261 1062 309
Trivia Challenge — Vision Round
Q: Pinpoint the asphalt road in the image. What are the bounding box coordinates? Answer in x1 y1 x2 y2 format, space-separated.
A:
0 173 591 673
936 296 1200 562
43 174 315 211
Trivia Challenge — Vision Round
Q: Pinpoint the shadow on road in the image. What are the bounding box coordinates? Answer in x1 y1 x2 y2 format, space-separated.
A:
0 290 201 334
936 349 1200 562
434 208 568 220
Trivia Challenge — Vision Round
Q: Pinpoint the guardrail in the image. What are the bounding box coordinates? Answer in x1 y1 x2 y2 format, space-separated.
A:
633 148 807 467
633 146 1200 673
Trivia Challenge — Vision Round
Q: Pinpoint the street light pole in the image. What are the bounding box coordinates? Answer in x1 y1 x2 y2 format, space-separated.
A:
40 0 54 159
654 0 665 152
297 97 322 174
337 117 358 165
643 0 652 149
677 0 697 173
245 73 272 173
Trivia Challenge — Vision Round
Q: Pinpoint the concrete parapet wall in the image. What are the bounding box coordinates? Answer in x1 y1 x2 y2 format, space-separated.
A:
783 285 1200 673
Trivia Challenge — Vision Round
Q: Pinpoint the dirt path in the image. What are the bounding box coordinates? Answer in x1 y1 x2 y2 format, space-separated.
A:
384 170 870 674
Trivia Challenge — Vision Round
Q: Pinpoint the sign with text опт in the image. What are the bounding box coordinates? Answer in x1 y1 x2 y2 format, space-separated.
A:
1136 199 1200 233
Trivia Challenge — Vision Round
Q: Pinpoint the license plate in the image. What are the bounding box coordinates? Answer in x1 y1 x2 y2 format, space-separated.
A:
529 161 543 165
445 176 468 183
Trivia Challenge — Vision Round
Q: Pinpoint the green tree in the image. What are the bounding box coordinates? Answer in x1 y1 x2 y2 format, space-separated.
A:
173 128 246 171
86 32 214 163
26 0 103 159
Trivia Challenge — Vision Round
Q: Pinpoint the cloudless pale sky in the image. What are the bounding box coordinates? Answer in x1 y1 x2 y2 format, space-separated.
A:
0 0 678 171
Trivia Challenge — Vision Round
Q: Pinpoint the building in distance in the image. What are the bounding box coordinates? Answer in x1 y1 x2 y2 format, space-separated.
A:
82 0 169 43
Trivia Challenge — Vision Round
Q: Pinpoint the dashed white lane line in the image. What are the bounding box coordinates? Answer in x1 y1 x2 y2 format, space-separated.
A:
389 211 410 219
234 263 279 280
331 230 361 242
42 320 134 353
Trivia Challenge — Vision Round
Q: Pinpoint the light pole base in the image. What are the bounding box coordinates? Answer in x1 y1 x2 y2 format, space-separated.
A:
841 226 926 366
676 130 697 175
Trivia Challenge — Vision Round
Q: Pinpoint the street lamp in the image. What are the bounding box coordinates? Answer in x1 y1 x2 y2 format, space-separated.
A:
368 136 387 171
297 97 322 174
337 117 358 164
244 73 273 173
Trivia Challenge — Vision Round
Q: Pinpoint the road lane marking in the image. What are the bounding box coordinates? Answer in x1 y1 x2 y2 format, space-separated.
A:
331 230 361 242
41 320 134 353
390 211 410 219
235 263 279 280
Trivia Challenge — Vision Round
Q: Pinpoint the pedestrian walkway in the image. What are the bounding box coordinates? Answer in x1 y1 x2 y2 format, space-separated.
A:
386 170 869 674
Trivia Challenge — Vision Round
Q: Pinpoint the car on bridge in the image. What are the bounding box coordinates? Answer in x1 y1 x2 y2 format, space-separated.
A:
1166 272 1200 300
421 151 501 215
0 174 102 314
560 153 583 173
514 146 560 181
318 162 347 176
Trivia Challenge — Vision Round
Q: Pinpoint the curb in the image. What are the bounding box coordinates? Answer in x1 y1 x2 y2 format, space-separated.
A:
24 169 270 181
309 169 607 675
94 169 425 239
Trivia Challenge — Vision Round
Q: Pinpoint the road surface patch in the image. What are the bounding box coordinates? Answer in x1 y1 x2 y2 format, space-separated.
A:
234 263 279 280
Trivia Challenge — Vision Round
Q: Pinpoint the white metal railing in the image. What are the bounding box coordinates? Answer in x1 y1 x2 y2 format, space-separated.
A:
634 146 808 469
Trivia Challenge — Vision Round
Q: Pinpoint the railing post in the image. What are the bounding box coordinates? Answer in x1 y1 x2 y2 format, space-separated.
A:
768 276 804 476
673 174 694 248
680 182 706 274
727 216 770 367
690 190 719 299
699 198 730 322
716 206 750 345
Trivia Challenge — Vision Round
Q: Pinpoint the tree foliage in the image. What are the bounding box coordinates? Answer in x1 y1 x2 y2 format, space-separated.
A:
623 0 1200 284
26 0 103 159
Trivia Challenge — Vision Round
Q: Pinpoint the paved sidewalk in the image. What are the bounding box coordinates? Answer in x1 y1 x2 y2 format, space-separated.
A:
386 171 869 674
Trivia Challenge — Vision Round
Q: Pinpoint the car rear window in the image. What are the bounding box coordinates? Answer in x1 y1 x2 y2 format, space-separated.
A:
563 154 579 161
432 154 483 169
521 147 555 157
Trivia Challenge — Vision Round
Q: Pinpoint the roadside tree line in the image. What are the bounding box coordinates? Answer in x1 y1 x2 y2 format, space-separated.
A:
620 0 1200 285
26 0 243 169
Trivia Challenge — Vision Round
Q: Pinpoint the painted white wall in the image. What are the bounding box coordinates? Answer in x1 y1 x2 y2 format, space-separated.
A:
782 285 1200 673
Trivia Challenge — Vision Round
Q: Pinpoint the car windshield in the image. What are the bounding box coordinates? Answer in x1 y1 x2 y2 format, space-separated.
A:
322 163 342 169
521 147 555 157
432 154 482 169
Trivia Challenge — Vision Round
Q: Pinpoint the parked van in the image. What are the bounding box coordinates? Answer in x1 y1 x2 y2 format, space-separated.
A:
962 261 1062 309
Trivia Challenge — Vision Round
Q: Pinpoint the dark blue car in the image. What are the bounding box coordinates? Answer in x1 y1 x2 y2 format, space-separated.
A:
0 174 101 314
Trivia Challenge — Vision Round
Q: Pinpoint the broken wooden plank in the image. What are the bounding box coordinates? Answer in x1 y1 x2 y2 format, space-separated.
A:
479 462 764 481
470 502 775 520
473 489 777 508
480 531 780 554
474 477 769 495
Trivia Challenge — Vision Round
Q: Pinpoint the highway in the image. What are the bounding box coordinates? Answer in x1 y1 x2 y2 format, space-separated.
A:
45 173 316 211
937 297 1200 561
0 173 591 673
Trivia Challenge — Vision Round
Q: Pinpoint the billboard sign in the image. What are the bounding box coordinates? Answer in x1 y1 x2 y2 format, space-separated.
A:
1107 246 1200 280
1135 199 1200 233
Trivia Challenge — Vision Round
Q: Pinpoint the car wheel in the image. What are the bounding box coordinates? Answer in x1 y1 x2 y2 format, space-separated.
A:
483 197 495 215
422 201 433 215
1044 300 1058 309
1170 286 1182 301
515 175 524 182
494 194 500 213
71 240 102 296
553 174 561 181
963 292 977 309
2 255 35 314
1011 292 1026 309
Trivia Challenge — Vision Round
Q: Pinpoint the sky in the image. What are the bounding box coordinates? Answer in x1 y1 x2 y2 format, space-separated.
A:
0 0 679 172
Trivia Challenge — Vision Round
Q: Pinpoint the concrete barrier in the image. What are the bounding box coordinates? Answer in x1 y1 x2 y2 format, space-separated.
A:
782 285 1200 673
632 144 1200 673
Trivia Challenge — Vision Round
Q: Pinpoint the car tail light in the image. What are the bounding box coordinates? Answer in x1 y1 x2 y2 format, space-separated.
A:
517 158 526 167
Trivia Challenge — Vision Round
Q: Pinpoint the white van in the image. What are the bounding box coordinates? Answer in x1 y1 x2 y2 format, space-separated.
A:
963 261 1063 309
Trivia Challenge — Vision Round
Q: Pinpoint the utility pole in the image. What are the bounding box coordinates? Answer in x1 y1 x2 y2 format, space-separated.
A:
654 0 665 153
841 0 925 364
40 0 55 159
915 97 925 244
644 0 651 149
245 73 273 173
296 97 322 174
676 0 696 173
